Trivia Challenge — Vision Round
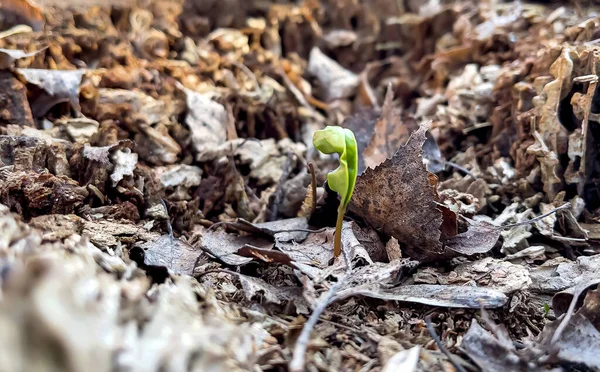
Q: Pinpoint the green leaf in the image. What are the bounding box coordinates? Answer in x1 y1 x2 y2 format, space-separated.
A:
313 126 358 257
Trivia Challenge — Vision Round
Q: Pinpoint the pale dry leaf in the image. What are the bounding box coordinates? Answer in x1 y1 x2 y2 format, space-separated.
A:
0 47 44 69
137 235 200 276
381 346 420 372
351 125 445 261
57 117 100 142
15 68 86 112
453 257 532 294
82 145 111 165
363 87 410 170
178 84 228 160
307 47 359 101
110 148 137 187
530 254 600 293
538 289 600 370
159 164 203 188
335 284 507 309
462 320 531 372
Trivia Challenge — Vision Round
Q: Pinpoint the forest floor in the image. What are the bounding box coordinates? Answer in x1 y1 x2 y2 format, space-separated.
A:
1 0 600 371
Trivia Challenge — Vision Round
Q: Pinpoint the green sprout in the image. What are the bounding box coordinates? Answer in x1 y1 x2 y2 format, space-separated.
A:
313 126 358 257
543 303 550 317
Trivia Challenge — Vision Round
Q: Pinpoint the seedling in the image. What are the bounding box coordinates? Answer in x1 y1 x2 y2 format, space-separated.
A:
313 126 358 257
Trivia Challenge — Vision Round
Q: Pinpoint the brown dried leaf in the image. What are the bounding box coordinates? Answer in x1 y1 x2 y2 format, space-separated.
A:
444 219 501 255
0 72 34 127
0 171 88 218
351 125 444 261
199 229 271 266
0 0 44 31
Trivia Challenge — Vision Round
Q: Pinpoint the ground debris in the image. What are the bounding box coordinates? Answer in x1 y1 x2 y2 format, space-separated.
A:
2 1 600 371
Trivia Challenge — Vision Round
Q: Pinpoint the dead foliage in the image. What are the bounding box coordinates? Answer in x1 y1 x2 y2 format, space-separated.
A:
0 0 600 371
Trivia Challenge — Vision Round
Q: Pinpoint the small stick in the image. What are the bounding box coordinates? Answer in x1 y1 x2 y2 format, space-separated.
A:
425 315 467 372
501 203 571 230
290 240 352 372
289 276 347 372
160 199 173 239
445 161 477 179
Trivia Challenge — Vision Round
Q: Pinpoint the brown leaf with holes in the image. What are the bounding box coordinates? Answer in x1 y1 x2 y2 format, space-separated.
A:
351 125 445 261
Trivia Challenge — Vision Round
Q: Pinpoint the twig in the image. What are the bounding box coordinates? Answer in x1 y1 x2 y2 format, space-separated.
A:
501 203 571 230
270 227 328 234
289 277 347 372
160 199 173 239
425 315 468 372
269 152 294 221
308 162 317 214
290 241 352 372
445 161 477 179
550 279 600 344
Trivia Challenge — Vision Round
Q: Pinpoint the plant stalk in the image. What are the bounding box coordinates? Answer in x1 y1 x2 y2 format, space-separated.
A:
334 205 345 257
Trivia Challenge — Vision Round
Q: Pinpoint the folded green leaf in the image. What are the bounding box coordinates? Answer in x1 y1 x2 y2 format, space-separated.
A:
313 126 358 257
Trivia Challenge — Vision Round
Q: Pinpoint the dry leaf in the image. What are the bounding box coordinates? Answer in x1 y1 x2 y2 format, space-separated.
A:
444 218 501 255
199 229 271 266
307 47 359 101
351 125 445 261
110 147 137 186
178 84 228 160
136 235 200 276
538 288 600 370
336 284 508 309
0 47 43 69
363 87 410 169
462 320 531 372
381 346 420 372
15 68 86 114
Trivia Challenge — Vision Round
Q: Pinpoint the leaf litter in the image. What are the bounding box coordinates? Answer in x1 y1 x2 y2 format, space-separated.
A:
1 0 600 371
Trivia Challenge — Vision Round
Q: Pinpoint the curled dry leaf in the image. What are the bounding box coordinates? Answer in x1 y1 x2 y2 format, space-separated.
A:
15 68 86 114
0 47 44 69
462 320 532 372
444 218 501 255
199 229 271 266
351 125 445 261
307 47 359 101
538 288 600 370
178 84 228 160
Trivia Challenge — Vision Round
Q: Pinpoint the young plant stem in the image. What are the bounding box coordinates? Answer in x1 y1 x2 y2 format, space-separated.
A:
334 204 345 256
